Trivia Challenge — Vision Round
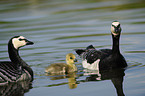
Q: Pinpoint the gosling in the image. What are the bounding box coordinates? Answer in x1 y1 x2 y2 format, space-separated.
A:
45 53 77 74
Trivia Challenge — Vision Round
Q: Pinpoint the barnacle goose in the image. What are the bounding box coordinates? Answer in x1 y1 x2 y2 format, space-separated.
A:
0 36 34 85
45 53 77 74
75 21 127 70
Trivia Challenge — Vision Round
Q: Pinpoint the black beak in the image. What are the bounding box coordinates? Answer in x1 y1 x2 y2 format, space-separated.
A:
26 40 34 45
74 59 78 62
115 27 119 33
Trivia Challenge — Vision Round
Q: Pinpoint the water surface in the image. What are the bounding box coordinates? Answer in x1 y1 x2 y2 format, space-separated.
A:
0 0 145 96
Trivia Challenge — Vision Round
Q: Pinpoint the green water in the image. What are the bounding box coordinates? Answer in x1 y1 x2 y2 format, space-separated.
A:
0 0 145 96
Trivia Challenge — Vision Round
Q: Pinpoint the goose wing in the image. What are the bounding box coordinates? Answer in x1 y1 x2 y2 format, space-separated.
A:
75 45 102 64
0 62 22 83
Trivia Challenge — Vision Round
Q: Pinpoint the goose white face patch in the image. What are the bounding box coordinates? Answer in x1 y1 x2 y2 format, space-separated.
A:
112 21 120 27
111 26 119 36
12 36 26 49
111 21 121 36
82 59 100 70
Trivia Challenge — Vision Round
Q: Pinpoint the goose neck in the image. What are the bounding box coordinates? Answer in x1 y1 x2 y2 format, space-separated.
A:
8 42 25 65
112 34 120 54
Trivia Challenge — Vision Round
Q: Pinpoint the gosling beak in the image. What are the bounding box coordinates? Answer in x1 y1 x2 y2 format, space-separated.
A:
26 39 34 45
74 59 78 62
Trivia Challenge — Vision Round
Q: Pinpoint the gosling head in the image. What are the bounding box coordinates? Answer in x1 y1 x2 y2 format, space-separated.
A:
111 21 122 37
10 36 34 50
66 53 77 65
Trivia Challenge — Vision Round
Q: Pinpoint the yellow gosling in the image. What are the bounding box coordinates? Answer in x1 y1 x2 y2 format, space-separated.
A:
45 53 77 74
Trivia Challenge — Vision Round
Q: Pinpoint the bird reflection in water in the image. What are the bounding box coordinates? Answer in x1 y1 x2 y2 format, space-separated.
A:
45 67 126 95
67 73 77 89
0 81 32 96
45 72 77 89
82 68 126 96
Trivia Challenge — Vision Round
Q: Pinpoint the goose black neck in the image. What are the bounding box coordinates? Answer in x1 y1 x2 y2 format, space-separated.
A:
8 40 33 81
112 34 120 54
8 41 24 65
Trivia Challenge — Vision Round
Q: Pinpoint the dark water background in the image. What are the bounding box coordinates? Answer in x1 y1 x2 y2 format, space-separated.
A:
0 0 145 96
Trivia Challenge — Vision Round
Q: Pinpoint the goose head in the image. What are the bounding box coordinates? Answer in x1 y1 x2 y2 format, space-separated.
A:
11 36 34 50
111 21 122 37
66 53 77 65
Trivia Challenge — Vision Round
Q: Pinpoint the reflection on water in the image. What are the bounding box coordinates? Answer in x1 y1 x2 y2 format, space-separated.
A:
86 69 125 96
0 81 32 96
77 68 125 96
45 57 127 96
67 73 77 89
45 72 77 89
46 67 125 95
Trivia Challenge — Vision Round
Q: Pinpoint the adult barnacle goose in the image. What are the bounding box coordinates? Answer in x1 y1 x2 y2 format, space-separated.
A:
0 36 34 85
75 21 127 70
45 53 77 74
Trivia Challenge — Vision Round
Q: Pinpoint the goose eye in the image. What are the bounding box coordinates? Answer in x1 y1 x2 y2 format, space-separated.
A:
70 57 73 59
112 24 115 27
117 24 120 28
19 38 27 41
19 38 24 41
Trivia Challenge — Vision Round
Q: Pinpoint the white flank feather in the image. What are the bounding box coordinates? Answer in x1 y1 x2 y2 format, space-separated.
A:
82 59 100 70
